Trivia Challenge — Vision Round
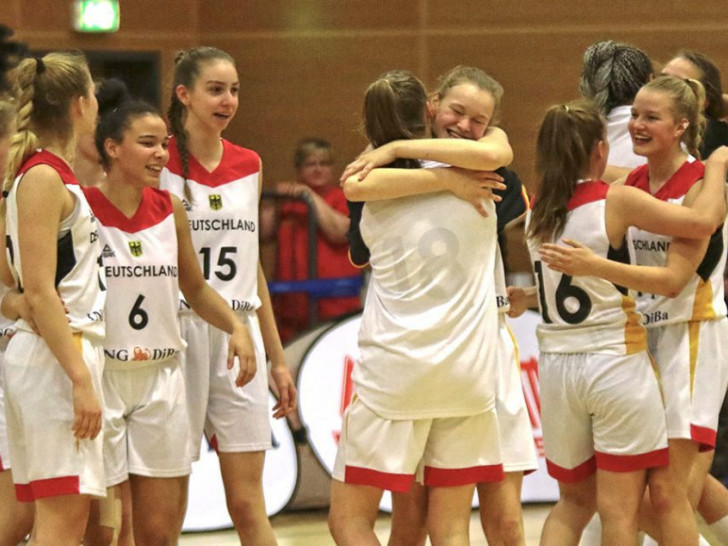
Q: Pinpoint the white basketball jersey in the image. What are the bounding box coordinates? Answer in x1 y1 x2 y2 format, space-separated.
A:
160 138 261 312
626 161 727 325
495 245 510 314
527 181 645 355
0 285 16 340
5 150 105 340
84 187 186 368
354 183 499 419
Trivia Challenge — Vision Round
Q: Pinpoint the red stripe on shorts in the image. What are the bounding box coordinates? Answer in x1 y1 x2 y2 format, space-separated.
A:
691 425 717 452
424 464 505 487
15 476 80 501
546 456 596 482
15 483 33 502
345 465 413 492
595 447 669 472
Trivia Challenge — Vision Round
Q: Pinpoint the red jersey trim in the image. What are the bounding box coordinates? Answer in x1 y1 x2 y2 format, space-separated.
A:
691 424 717 451
15 475 80 502
83 187 173 233
166 137 260 188
567 180 609 211
546 456 596 482
17 150 79 186
344 465 413 492
595 447 669 472
625 160 705 201
0 454 5 472
423 464 505 487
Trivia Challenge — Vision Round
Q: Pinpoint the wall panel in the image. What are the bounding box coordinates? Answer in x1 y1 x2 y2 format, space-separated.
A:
427 0 728 29
7 1 728 191
208 34 422 181
200 0 420 33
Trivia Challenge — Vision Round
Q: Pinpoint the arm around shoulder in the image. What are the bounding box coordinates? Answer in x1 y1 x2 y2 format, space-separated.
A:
608 184 718 241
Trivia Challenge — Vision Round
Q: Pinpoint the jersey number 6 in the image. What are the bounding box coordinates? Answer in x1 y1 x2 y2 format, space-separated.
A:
535 261 592 325
129 294 149 330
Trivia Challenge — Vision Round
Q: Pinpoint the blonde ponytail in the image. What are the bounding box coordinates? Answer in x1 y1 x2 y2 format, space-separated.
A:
1 59 38 218
1 52 91 217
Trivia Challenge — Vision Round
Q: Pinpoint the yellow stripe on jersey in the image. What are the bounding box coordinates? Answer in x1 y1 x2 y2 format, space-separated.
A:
505 322 521 371
688 321 700 396
521 186 531 211
691 278 717 321
622 295 647 354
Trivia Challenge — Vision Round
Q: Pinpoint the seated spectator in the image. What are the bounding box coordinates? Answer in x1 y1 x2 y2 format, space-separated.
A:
272 138 362 341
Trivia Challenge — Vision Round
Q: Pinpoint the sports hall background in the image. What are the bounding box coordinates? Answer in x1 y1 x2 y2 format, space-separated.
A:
7 1 727 184
5 1 727 273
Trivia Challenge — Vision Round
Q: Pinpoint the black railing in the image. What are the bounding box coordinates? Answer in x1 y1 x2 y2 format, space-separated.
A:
262 191 363 327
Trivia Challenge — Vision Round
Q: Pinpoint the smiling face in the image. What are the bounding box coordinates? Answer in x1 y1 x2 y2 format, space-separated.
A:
628 88 686 158
430 83 495 141
105 113 169 187
177 59 239 135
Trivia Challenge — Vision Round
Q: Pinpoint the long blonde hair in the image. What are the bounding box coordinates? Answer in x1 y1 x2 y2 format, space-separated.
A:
2 52 91 216
641 75 707 159
0 100 14 140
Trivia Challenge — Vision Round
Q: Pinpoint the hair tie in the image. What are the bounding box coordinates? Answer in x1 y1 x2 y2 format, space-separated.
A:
1 191 8 198
35 57 45 76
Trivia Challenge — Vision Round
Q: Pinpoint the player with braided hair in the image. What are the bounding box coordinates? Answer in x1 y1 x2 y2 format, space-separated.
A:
0 51 105 546
580 40 654 171
541 76 728 545
159 46 296 544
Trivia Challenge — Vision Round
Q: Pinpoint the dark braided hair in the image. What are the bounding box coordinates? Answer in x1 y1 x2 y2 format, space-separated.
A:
167 46 236 200
579 40 653 115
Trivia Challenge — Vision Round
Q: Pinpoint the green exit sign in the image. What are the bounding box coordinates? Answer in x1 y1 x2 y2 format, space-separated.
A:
72 0 120 33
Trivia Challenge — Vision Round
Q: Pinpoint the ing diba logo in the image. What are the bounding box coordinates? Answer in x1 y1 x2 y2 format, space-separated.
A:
132 347 151 361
